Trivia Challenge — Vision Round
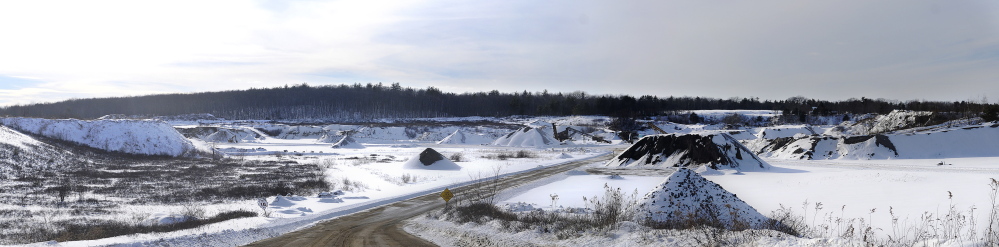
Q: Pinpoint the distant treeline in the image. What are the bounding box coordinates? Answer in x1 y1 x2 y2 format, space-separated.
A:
0 83 994 121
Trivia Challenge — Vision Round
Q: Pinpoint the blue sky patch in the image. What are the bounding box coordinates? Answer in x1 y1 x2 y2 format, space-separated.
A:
0 75 43 90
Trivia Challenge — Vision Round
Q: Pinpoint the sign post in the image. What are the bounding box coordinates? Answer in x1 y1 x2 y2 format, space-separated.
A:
440 188 454 209
257 198 269 216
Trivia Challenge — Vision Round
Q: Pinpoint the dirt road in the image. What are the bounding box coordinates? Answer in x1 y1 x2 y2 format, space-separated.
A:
244 153 614 247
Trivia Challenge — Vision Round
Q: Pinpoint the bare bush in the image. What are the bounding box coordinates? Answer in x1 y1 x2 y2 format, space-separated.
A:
481 150 536 160
337 177 369 192
179 203 206 220
449 152 465 162
2 210 256 244
434 184 640 239
401 173 416 184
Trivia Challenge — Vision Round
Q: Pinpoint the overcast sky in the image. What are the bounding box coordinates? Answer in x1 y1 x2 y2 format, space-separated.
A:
1 0 998 106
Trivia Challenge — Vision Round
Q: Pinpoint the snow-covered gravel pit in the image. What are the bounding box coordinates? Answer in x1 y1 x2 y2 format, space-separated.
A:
410 156 999 246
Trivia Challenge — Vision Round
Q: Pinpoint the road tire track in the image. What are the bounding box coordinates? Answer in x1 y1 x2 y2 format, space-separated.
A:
244 153 614 247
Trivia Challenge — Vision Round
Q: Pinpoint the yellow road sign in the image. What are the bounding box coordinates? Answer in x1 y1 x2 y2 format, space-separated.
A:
440 188 454 202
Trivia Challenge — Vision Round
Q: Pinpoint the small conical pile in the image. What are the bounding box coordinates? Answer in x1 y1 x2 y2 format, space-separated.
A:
637 168 770 229
403 148 461 170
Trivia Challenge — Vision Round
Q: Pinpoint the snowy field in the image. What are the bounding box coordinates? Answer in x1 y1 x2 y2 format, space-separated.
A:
9 147 610 247
3 112 999 246
0 115 619 246
408 156 999 246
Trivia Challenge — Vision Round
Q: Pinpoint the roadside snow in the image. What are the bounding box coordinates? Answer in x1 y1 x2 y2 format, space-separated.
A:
17 148 609 247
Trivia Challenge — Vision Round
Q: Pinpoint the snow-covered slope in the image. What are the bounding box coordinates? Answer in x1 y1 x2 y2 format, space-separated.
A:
746 123 999 160
0 125 74 179
755 125 817 139
492 126 558 147
1 118 195 157
745 135 899 160
834 110 935 136
330 135 365 149
437 129 494 145
352 126 412 143
890 123 999 158
203 127 264 143
317 130 348 144
607 133 769 171
637 168 772 229
867 110 934 135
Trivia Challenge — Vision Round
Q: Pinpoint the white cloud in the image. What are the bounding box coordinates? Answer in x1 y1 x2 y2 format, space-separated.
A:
0 0 998 106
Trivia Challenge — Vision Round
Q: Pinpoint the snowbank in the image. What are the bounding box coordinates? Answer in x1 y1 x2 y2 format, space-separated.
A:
1 118 195 156
637 168 771 229
606 133 769 171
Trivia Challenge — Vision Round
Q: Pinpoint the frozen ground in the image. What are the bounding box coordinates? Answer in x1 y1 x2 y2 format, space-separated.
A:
4 113 998 246
408 156 999 246
11 141 609 246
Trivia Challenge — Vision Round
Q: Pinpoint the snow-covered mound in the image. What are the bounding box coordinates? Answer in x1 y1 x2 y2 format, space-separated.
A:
174 126 220 139
867 110 934 135
1 118 195 156
747 123 999 160
203 127 264 143
0 125 74 179
755 125 817 139
637 168 771 229
492 126 558 147
745 135 899 160
317 130 349 143
606 133 769 171
353 126 416 143
330 135 364 149
834 110 938 136
552 125 614 144
403 148 461 170
437 129 494 145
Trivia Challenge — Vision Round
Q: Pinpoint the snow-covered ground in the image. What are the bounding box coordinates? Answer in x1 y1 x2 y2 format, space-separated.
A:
10 140 610 246
408 156 999 246
4 113 999 246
